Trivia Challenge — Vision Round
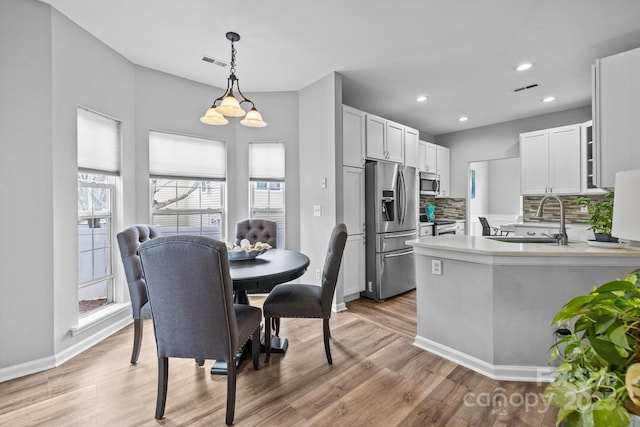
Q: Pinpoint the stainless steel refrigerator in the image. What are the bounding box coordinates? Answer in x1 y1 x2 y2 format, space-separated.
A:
363 161 417 301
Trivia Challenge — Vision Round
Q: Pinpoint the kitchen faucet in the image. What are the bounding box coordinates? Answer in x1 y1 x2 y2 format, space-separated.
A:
535 194 569 245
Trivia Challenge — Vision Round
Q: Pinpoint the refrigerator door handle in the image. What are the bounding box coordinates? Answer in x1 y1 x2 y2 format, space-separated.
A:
382 231 417 239
398 170 406 225
383 249 415 258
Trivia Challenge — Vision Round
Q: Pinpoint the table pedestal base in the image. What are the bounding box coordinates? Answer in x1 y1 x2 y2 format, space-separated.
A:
261 333 288 353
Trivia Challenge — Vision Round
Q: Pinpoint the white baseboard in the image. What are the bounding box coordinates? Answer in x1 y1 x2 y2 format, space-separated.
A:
413 335 555 383
0 316 132 383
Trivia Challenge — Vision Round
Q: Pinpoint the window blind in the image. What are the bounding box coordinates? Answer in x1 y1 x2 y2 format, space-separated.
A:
77 107 120 174
249 142 285 181
149 131 226 180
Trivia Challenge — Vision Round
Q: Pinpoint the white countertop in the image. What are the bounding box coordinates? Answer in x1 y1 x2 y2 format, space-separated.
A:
408 234 640 258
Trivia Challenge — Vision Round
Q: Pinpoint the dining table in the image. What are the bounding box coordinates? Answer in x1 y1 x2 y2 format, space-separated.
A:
211 248 310 375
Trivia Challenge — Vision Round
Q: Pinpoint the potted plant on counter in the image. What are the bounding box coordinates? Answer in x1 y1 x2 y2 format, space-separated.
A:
544 268 640 426
574 192 618 242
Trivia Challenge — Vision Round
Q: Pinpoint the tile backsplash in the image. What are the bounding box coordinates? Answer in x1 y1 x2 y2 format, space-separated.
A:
420 197 466 220
523 194 609 223
418 194 609 224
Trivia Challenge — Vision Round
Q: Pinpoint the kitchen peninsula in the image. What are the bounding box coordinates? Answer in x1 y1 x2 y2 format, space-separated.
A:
408 235 640 382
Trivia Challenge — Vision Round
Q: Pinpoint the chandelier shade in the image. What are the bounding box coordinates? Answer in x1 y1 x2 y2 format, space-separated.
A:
200 107 229 125
240 107 267 127
200 32 267 127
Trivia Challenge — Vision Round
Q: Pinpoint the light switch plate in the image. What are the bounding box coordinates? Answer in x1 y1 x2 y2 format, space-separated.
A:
320 178 327 189
313 205 322 216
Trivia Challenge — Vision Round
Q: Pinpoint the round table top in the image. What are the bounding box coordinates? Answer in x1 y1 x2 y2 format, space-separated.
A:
228 248 310 292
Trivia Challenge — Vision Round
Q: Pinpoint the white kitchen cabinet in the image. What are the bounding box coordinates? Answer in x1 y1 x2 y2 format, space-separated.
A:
342 105 366 168
520 124 581 195
418 140 437 173
386 120 404 163
342 165 365 298
404 127 419 168
365 113 386 161
365 114 404 163
341 234 366 296
436 145 450 197
342 166 365 234
593 46 640 187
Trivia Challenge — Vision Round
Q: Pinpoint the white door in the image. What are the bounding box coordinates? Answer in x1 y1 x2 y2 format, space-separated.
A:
418 141 427 172
342 106 366 168
549 124 581 194
425 142 437 173
342 166 365 234
342 234 365 296
404 127 419 168
386 120 404 163
436 146 450 197
520 130 549 195
365 114 386 161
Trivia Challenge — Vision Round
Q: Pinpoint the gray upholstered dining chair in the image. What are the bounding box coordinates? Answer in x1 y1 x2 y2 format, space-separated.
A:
116 224 160 364
263 223 347 365
138 235 261 426
234 218 277 248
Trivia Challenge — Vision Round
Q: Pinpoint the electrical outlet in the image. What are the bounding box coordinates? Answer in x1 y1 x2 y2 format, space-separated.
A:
580 206 588 213
315 269 321 280
367 281 373 293
313 205 322 216
432 259 442 275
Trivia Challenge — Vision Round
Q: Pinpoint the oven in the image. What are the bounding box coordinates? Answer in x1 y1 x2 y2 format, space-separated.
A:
434 219 457 235
419 172 440 196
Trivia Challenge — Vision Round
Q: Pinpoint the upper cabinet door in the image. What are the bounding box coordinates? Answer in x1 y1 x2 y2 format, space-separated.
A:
548 124 581 194
595 47 640 187
342 106 366 168
436 146 450 197
425 142 437 173
520 130 550 195
365 114 387 161
418 141 427 172
385 120 404 164
404 127 419 168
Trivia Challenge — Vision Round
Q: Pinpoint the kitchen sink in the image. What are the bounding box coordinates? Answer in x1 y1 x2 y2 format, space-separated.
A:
486 236 559 243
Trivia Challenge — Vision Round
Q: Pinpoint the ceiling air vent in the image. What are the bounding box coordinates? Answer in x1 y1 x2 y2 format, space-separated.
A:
201 55 228 67
513 83 539 93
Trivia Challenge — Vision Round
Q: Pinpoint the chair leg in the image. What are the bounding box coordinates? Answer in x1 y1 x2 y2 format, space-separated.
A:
155 357 168 420
264 316 272 363
273 318 280 337
323 318 333 365
252 328 260 370
226 356 237 426
131 318 143 364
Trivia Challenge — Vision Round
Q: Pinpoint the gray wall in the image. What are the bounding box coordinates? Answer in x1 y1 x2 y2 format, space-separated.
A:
0 0 54 370
298 73 341 289
0 0 302 378
436 106 592 197
488 158 521 215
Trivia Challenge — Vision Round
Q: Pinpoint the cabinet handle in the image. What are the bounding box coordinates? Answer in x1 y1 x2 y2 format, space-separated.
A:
527 231 536 236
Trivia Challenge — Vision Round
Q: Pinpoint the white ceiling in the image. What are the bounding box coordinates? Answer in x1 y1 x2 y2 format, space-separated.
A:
40 0 640 136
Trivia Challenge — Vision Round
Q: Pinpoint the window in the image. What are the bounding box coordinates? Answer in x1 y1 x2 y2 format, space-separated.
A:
149 131 226 240
249 142 285 248
77 107 120 316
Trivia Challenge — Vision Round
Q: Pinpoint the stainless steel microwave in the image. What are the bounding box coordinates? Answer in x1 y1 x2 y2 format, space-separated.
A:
419 172 440 196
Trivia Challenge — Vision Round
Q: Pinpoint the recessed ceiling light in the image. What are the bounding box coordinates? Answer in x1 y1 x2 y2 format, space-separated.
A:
542 96 556 103
458 116 469 122
416 95 429 102
515 63 533 71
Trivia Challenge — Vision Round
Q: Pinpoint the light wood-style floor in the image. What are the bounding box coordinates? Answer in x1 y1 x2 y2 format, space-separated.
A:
0 291 557 426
